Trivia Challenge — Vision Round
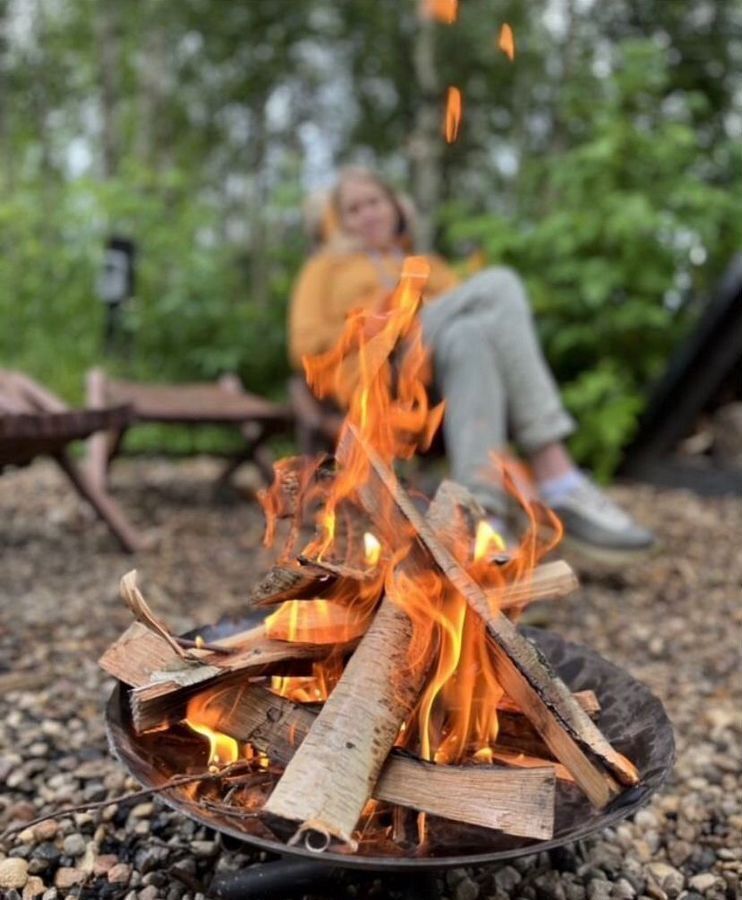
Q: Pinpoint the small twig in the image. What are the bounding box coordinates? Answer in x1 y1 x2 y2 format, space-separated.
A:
199 800 263 821
0 763 250 843
174 636 232 655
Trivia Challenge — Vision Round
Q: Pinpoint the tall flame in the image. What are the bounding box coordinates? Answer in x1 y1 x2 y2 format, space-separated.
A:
444 87 462 143
498 23 516 61
255 243 561 767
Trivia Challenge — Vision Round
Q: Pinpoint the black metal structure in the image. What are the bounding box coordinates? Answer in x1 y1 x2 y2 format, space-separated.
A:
621 254 742 493
106 624 674 897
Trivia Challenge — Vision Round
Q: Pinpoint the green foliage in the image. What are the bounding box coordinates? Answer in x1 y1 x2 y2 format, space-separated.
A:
2 1 741 473
448 40 742 476
0 166 299 411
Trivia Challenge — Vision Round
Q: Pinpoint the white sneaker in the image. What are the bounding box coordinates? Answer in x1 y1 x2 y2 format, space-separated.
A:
549 478 655 563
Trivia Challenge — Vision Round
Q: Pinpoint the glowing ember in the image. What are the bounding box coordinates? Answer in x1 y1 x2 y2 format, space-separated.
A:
498 23 516 61
473 519 506 562
444 86 462 143
363 532 382 567
271 659 343 704
421 0 458 24
473 746 494 764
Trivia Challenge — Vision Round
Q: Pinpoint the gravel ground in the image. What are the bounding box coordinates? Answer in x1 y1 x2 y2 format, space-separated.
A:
0 457 740 900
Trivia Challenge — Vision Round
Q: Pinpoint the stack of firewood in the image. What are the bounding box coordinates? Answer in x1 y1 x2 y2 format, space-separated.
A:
100 425 639 853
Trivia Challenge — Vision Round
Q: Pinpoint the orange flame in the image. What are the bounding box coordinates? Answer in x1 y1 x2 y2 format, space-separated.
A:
444 87 462 143
253 243 561 768
498 23 516 61
272 659 344 704
421 0 458 24
185 693 240 767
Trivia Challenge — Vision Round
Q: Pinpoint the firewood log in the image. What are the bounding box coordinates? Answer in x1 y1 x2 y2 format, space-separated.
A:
189 682 556 841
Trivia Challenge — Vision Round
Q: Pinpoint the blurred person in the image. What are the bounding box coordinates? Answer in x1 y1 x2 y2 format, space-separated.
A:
289 166 654 560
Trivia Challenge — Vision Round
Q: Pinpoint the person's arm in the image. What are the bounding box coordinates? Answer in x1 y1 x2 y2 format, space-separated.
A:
288 255 336 369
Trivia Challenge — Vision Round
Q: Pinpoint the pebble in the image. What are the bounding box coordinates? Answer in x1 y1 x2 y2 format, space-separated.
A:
668 841 693 866
587 879 612 900
0 858 29 890
33 821 58 842
493 865 522 892
454 878 479 900
137 888 160 900
190 840 217 858
61 834 86 857
687 873 720 893
54 867 84 889
94 854 120 876
612 878 636 899
129 802 154 818
22 876 45 899
646 863 685 898
108 862 132 884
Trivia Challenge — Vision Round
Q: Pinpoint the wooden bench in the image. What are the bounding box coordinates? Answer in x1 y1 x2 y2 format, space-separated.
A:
86 369 294 491
0 370 142 552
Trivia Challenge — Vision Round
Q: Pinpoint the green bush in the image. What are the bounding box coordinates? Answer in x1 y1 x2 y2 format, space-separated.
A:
0 165 301 419
447 41 742 477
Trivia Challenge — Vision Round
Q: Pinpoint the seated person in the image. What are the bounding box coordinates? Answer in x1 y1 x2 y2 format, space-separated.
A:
289 166 654 559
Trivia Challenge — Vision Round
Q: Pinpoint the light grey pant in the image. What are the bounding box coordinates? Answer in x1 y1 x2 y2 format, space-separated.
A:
420 266 575 515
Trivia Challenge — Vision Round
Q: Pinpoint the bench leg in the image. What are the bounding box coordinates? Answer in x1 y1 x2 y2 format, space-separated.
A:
55 450 146 553
86 367 112 492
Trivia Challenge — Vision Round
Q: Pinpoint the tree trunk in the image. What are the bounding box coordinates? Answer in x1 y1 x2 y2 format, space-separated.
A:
409 14 441 252
96 0 122 179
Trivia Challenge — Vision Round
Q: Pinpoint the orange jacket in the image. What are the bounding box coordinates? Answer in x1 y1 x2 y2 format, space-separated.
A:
288 249 459 370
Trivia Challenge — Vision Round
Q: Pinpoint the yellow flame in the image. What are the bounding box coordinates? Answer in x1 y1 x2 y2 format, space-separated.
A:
498 23 515 61
473 520 506 562
473 746 494 763
186 719 239 767
363 532 382 568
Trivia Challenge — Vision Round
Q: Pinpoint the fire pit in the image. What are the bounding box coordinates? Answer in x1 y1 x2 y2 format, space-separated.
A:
99 259 675 897
106 619 674 871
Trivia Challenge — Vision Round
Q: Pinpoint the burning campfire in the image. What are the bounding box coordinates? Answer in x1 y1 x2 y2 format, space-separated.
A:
100 257 643 857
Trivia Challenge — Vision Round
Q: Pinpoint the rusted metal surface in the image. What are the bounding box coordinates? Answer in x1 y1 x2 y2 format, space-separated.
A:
106 624 675 871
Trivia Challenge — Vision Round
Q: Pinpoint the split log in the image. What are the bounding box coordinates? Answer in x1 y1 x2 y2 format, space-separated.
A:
261 482 478 849
247 561 338 609
487 560 577 611
264 599 370 644
99 616 358 733
336 425 639 807
498 689 600 719
189 682 556 840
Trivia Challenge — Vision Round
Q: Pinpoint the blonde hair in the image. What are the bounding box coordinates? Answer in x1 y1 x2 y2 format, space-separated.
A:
305 166 416 252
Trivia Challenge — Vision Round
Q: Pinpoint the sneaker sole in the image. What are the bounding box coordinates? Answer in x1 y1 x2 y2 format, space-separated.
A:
558 534 659 568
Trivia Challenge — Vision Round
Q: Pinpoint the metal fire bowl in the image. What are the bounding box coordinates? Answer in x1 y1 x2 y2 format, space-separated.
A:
105 622 675 871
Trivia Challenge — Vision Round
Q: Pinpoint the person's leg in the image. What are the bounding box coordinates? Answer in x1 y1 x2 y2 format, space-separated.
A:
422 268 654 558
427 316 509 516
422 266 576 454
